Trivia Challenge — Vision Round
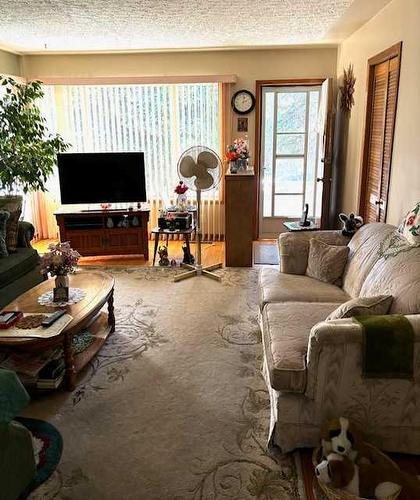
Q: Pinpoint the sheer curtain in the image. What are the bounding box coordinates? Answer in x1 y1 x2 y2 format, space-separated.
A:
33 82 225 240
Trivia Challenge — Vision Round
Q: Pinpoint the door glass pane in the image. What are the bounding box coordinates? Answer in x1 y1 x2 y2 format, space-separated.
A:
277 92 306 132
274 195 303 217
276 133 304 155
262 91 275 217
275 158 304 194
305 90 320 217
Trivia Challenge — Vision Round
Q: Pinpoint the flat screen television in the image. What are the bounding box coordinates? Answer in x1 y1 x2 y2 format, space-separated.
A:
57 152 147 204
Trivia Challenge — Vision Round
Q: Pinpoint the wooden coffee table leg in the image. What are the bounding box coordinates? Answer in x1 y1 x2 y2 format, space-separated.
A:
64 332 76 391
107 289 116 334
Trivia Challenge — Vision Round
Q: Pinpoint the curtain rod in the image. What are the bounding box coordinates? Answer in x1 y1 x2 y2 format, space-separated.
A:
28 75 237 85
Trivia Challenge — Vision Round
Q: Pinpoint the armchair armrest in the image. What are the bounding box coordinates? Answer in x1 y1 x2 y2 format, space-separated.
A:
17 221 35 248
305 315 420 399
278 230 350 275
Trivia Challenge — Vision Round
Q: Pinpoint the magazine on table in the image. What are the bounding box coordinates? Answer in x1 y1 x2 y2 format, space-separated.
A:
0 312 73 339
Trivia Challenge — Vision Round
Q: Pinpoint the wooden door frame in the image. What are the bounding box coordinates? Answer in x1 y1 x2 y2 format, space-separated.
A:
358 42 402 221
254 78 325 239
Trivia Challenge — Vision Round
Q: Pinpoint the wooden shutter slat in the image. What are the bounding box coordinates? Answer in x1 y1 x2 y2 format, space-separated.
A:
359 43 402 223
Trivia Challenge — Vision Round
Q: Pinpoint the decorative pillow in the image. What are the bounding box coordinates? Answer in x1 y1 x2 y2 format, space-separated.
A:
326 295 393 321
0 196 22 253
0 210 10 257
398 202 420 246
306 238 349 285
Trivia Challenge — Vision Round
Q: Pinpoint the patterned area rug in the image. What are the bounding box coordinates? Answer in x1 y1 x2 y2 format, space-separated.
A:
25 267 305 499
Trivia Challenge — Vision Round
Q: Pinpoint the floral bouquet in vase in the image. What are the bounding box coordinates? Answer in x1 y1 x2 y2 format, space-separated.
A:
226 138 249 172
40 242 81 296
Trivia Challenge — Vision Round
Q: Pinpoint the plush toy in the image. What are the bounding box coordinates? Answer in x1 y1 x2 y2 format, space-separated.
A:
339 212 363 237
321 417 362 462
320 417 385 465
158 244 170 266
315 452 420 500
182 243 194 265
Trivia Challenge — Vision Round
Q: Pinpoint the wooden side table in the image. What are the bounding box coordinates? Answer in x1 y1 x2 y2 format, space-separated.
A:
151 226 196 266
224 172 256 267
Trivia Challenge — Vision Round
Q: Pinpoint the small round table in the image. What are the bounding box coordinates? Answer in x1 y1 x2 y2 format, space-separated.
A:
151 226 196 266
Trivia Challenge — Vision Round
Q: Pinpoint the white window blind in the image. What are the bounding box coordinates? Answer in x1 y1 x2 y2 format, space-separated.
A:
40 82 221 202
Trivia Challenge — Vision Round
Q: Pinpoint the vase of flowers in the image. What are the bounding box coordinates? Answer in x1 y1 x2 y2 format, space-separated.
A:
226 138 250 173
174 181 188 210
40 242 80 301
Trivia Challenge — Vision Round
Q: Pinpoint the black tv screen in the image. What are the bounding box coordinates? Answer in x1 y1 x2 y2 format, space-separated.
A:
57 152 147 204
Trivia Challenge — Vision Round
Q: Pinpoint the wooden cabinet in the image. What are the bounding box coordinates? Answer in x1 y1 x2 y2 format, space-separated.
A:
55 209 150 259
224 173 256 267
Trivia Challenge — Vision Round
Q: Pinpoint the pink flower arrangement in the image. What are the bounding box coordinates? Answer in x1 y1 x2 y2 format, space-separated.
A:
40 242 81 277
226 138 249 161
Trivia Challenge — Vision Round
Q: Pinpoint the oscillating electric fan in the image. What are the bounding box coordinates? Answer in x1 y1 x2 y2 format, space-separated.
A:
174 146 223 282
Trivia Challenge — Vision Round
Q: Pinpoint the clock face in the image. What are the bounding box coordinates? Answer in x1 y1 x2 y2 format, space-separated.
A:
232 90 255 114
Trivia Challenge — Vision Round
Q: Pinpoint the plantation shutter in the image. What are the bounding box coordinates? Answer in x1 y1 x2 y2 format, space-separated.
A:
362 45 401 223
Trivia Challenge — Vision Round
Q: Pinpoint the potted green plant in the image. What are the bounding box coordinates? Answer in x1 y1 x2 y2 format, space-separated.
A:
0 76 69 250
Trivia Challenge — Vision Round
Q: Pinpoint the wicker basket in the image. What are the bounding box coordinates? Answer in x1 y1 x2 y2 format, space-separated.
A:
312 444 400 500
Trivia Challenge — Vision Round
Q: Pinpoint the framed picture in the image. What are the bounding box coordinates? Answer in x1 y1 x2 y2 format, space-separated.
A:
237 117 248 132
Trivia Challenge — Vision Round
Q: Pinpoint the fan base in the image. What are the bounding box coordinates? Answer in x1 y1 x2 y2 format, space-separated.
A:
174 263 222 282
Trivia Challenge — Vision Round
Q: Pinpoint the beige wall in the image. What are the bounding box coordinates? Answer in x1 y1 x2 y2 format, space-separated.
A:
22 47 337 161
338 0 420 225
0 49 22 76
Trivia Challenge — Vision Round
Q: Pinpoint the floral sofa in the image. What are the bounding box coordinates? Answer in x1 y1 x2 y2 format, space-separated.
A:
258 222 420 454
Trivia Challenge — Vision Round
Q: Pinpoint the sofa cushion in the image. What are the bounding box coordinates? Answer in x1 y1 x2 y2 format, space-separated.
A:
398 202 420 246
0 248 40 288
0 196 22 253
259 267 349 310
342 223 396 297
261 302 339 393
326 295 393 320
360 237 420 314
306 238 349 285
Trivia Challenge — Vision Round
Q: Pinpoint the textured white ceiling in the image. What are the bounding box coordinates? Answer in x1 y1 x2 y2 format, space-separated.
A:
0 0 356 53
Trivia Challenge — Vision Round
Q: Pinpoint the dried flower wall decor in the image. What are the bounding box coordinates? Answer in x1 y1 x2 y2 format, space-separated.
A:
339 64 356 112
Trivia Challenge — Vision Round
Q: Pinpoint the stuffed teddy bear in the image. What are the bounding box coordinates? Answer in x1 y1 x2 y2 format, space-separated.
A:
320 417 386 465
339 212 363 237
315 452 420 500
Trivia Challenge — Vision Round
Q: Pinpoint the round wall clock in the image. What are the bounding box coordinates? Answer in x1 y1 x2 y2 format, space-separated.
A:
231 89 256 115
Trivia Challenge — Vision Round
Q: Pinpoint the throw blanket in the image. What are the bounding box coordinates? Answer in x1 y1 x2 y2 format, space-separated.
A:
356 315 414 379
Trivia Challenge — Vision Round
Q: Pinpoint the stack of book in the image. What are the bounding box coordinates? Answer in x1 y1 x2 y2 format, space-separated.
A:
0 348 65 389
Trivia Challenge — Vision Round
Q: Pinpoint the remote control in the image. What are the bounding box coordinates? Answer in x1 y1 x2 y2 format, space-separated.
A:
41 310 67 328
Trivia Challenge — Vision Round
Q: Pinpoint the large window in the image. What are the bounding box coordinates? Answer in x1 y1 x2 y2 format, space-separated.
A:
40 82 221 201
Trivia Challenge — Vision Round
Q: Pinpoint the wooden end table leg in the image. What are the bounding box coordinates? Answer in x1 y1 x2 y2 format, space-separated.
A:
64 332 76 391
108 289 116 334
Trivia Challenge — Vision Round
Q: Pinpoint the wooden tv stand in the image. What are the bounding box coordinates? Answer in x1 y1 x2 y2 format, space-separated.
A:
55 207 150 259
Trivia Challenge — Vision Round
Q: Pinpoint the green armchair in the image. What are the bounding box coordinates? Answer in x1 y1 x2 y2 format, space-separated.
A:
0 221 45 309
0 369 37 500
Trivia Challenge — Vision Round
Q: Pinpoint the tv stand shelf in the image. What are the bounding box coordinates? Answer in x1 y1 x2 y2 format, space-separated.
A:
55 208 150 259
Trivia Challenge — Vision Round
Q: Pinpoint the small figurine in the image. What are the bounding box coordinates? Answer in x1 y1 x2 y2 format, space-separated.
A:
182 243 195 265
158 244 170 266
170 259 177 267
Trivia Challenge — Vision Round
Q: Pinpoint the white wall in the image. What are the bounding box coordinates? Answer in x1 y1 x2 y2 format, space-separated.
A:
338 0 420 225
0 49 21 76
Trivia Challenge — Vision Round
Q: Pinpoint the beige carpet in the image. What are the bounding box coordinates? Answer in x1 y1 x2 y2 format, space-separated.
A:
25 267 304 500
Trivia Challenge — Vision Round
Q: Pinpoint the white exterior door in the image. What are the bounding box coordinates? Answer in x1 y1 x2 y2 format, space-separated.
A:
259 85 327 238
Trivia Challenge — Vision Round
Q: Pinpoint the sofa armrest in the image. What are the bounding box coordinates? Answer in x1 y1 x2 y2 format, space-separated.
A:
278 230 350 275
305 315 420 399
17 221 35 248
